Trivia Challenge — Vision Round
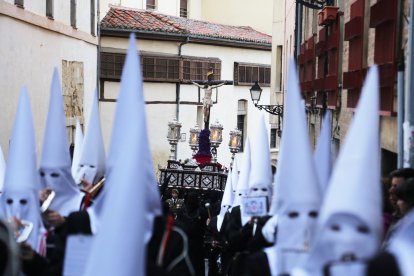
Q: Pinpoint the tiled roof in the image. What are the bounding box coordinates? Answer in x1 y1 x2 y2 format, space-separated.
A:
101 6 272 46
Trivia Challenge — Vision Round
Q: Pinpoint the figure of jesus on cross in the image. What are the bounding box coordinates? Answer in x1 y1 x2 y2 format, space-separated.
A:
191 68 227 129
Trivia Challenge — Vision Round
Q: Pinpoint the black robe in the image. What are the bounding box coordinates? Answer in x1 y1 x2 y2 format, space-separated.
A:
234 251 272 276
22 210 92 276
147 215 199 276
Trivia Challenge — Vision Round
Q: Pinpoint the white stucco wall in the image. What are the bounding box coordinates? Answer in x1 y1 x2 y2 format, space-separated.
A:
283 0 297 84
0 15 97 160
4 0 96 35
100 37 272 172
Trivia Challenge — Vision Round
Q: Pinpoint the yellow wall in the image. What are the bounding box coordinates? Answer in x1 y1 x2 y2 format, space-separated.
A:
201 0 273 35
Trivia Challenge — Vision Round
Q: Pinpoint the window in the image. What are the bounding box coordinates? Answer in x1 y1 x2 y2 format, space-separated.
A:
142 56 180 82
46 0 53 18
147 0 156 10
234 62 271 86
90 0 95 35
180 0 188 18
237 100 247 152
276 45 283 92
270 128 277 148
100 52 221 83
237 115 246 152
100 52 125 81
15 0 23 8
182 57 221 82
70 0 76 28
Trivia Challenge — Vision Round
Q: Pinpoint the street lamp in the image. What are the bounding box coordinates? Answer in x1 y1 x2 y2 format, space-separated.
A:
249 81 284 137
167 118 182 161
189 124 201 156
210 120 223 163
249 81 284 117
228 128 242 168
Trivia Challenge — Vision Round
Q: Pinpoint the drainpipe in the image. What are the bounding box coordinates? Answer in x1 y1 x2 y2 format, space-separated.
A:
174 37 189 160
96 0 101 94
295 3 303 62
405 0 414 167
398 53 405 167
396 0 404 167
176 36 189 121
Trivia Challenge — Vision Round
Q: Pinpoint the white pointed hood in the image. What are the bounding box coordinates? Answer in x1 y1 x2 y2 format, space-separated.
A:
319 65 381 241
84 34 160 276
217 161 237 231
71 119 84 183
0 88 44 252
83 116 147 276
314 112 332 194
88 33 161 236
274 59 321 275
388 209 414 276
39 68 83 216
0 145 6 192
232 137 251 208
77 91 106 184
276 59 321 210
248 115 273 202
40 68 72 169
300 66 381 274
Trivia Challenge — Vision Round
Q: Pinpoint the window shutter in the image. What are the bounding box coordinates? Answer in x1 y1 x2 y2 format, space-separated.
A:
46 0 53 18
100 53 220 83
90 0 95 35
147 0 156 10
70 0 77 28
180 0 188 18
233 62 271 86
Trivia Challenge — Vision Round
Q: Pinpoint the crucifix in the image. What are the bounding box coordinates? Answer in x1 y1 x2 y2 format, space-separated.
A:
191 68 232 129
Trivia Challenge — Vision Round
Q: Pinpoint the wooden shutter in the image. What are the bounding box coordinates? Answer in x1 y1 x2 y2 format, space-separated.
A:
234 62 271 86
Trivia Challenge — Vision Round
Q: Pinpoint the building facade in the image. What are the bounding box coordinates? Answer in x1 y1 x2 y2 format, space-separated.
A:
274 0 406 175
0 0 98 157
1 0 276 170
99 6 273 170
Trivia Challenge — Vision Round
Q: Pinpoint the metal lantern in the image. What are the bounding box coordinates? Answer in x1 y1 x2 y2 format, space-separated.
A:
228 128 242 152
249 81 263 105
189 124 201 156
210 120 223 147
228 128 242 168
167 118 182 160
210 120 223 163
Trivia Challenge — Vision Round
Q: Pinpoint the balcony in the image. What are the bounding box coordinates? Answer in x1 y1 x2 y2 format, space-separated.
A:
302 80 314 92
345 16 363 41
318 6 340 26
324 75 338 91
314 78 325 91
343 69 366 90
315 41 326 56
327 31 339 50
378 62 395 87
370 0 397 28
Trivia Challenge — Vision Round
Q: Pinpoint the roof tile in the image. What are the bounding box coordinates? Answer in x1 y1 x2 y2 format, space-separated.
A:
101 6 272 45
